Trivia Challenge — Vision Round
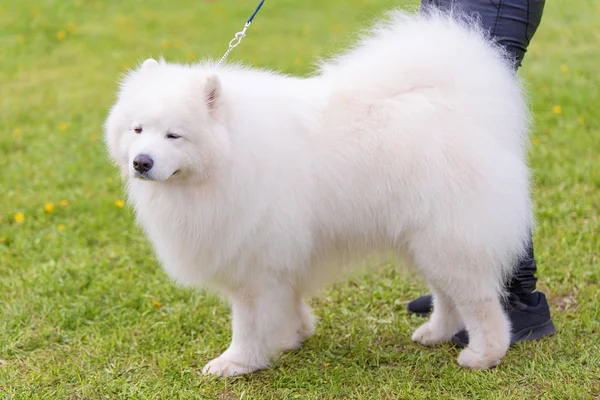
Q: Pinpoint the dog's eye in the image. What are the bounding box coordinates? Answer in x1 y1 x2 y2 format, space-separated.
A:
166 133 181 139
134 127 143 134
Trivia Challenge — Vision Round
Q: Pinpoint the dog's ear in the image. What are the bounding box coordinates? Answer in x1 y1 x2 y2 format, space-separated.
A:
140 58 160 70
204 75 221 112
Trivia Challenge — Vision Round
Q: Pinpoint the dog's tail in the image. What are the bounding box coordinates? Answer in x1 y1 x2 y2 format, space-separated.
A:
319 8 520 102
318 7 529 152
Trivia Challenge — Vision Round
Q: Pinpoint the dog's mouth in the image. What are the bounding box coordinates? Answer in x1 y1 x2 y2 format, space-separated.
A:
133 170 180 181
134 171 152 180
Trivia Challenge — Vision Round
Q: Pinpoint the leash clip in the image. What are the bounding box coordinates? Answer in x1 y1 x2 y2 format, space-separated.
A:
215 0 265 67
228 23 250 49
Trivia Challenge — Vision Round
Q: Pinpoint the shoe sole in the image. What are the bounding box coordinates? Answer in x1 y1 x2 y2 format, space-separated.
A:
406 308 430 318
511 319 557 344
451 319 557 347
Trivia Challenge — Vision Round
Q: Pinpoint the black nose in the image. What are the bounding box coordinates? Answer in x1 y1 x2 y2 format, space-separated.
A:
133 154 154 173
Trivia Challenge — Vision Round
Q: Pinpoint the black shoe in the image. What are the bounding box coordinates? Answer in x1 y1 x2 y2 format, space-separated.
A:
452 291 556 347
406 295 433 317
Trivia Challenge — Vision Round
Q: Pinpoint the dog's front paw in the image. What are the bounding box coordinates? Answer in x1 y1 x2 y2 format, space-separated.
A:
201 355 264 377
411 321 453 346
457 347 502 370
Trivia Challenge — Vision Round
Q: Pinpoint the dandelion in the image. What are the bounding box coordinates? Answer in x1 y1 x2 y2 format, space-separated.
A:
56 30 67 41
16 34 25 43
57 225 65 231
44 203 55 213
59 122 68 131
115 200 125 208
14 213 25 223
59 200 68 207
552 105 562 114
152 300 162 308
560 64 569 73
13 128 22 137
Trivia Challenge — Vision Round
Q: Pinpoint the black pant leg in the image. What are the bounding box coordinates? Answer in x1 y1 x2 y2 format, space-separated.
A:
419 0 546 295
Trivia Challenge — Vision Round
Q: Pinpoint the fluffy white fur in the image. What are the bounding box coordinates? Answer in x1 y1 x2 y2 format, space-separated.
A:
105 9 532 376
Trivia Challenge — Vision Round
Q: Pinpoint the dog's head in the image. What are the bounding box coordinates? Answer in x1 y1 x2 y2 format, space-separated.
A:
104 58 230 184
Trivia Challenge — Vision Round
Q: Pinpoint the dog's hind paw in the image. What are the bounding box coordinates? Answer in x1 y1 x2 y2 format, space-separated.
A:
412 321 454 346
457 347 502 370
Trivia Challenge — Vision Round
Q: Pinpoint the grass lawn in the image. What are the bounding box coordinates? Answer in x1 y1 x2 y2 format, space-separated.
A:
1 0 599 398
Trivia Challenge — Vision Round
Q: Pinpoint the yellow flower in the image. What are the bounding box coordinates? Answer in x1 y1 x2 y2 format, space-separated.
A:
560 64 569 73
577 116 585 125
531 138 540 145
44 203 55 213
59 200 68 207
115 200 125 208
57 225 65 231
15 213 25 223
59 122 68 131
56 30 67 41
0 237 6 243
152 300 162 308
552 105 562 114
16 34 25 43
13 128 22 137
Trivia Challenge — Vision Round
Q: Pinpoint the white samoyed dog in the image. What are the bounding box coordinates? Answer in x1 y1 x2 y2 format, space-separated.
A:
105 9 532 376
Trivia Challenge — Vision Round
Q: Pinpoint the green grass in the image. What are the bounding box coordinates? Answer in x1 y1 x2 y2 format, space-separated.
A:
1 0 599 398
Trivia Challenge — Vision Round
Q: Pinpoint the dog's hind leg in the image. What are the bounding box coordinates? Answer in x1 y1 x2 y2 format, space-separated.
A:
416 274 510 369
412 282 464 346
449 283 511 369
410 237 511 369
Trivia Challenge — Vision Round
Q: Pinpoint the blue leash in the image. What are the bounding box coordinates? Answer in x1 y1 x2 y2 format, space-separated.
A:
247 0 265 24
216 0 266 67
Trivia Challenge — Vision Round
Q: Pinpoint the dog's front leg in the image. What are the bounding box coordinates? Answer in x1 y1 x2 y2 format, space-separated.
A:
202 281 302 377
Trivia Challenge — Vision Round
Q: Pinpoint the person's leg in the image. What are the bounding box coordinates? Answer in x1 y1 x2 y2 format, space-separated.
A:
409 0 555 346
